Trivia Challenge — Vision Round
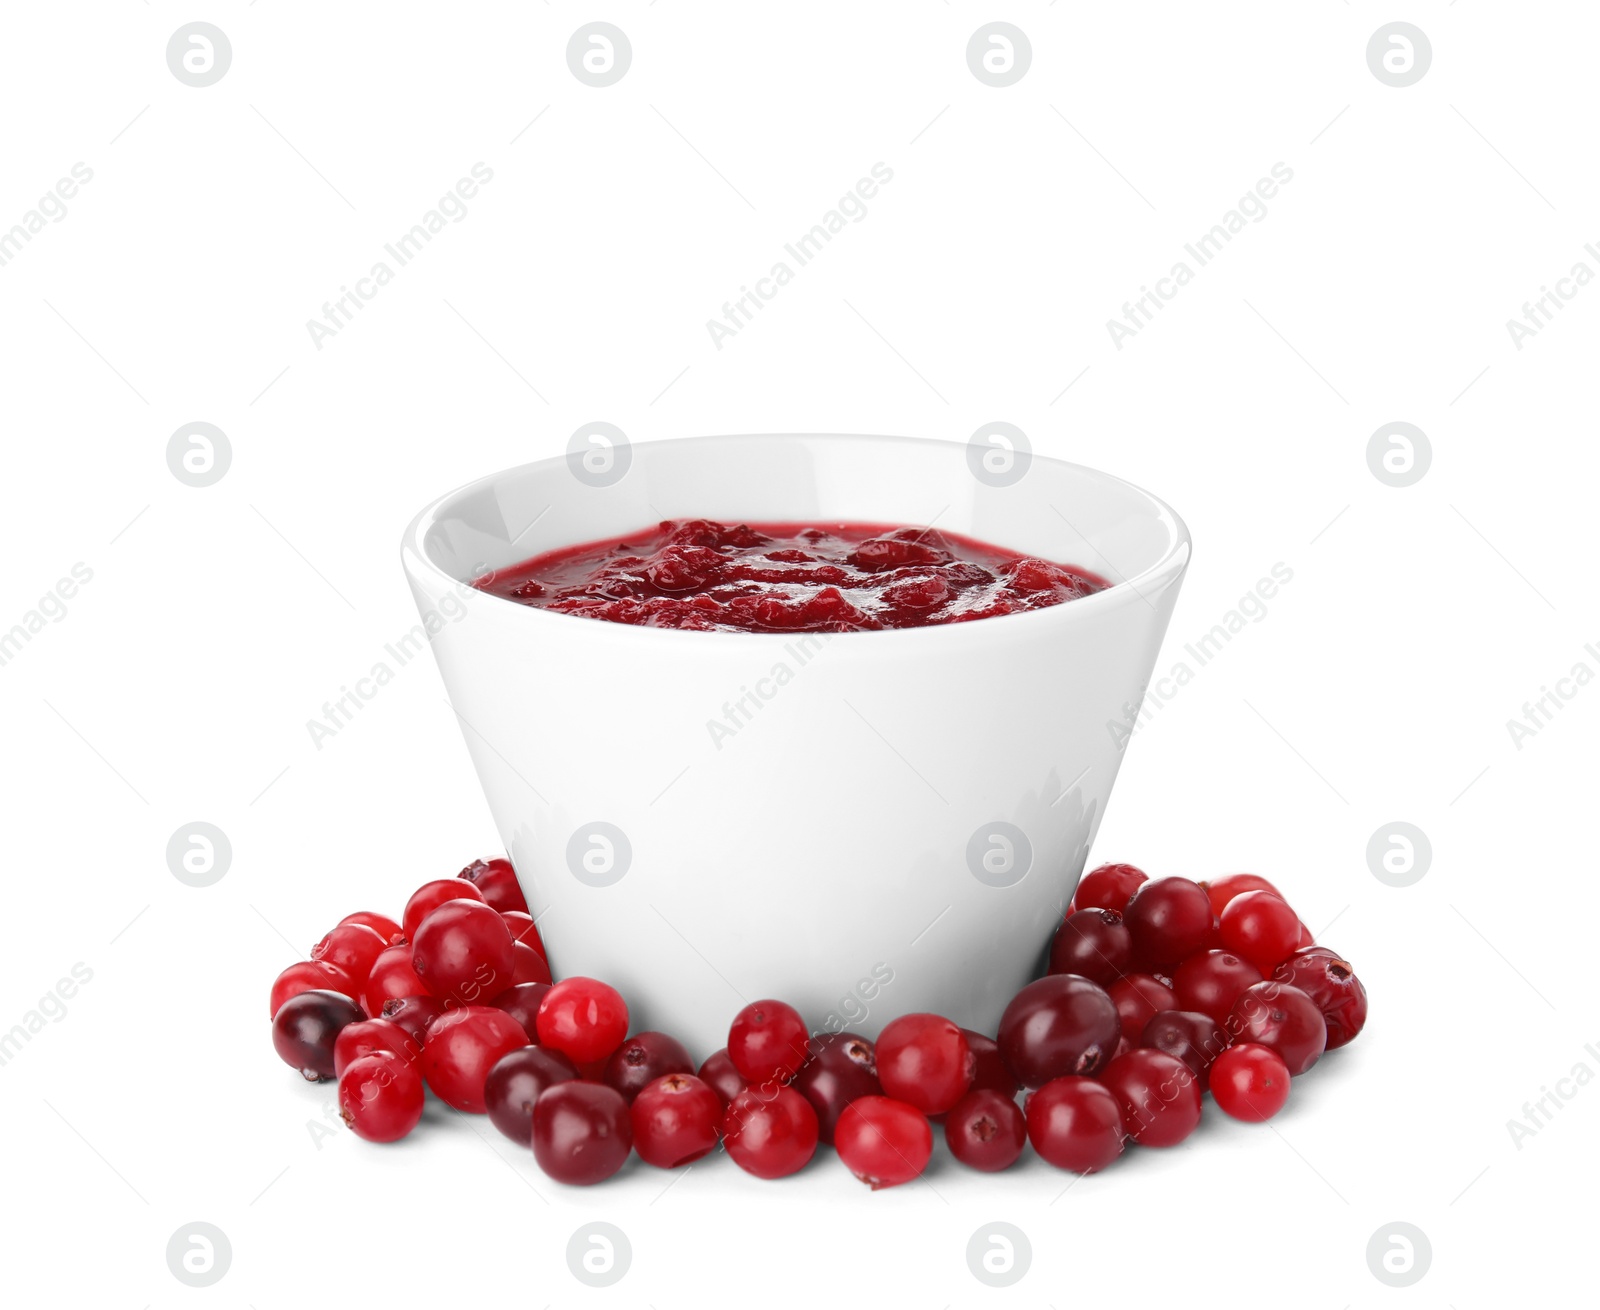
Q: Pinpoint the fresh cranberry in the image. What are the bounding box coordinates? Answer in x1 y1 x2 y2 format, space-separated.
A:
536 977 629 1065
458 856 529 915
793 1032 881 1144
727 999 810 1086
532 1081 633 1184
1107 973 1177 1043
338 1052 425 1143
1202 872 1282 917
270 960 357 1018
963 1028 1019 1098
1025 1076 1125 1173
1226 981 1326 1075
1272 948 1368 1049
945 1089 1027 1172
602 1031 695 1104
333 1018 417 1078
1138 1010 1228 1079
722 1087 819 1179
1048 908 1133 986
1099 1048 1203 1147
1218 890 1301 972
1123 877 1214 969
1209 1043 1292 1122
1171 950 1262 1024
378 995 445 1048
998 975 1121 1088
272 989 364 1082
1074 862 1148 912
336 911 403 945
485 1045 579 1145
1295 921 1315 948
363 944 428 1017
698 1049 747 1108
500 910 546 953
419 1006 528 1112
509 940 552 987
877 1013 974 1114
835 1096 933 1189
490 982 552 1042
401 878 485 940
310 923 388 987
411 899 516 1005
630 1073 723 1168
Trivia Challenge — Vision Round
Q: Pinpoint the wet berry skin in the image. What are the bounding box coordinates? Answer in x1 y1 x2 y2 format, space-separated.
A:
536 977 630 1066
1226 981 1327 1076
338 1052 425 1143
876 1013 974 1114
1123 877 1214 969
1073 862 1148 913
1272 948 1368 1049
1108 973 1178 1044
1139 1010 1228 1079
532 1081 634 1185
419 1006 530 1112
484 1045 580 1145
945 1089 1027 1172
411 899 516 1006
722 1087 819 1179
792 1033 881 1144
727 999 810 1086
489 982 551 1043
363 944 429 1018
630 1073 723 1168
1210 1043 1292 1122
962 1028 1020 1099
1049 908 1134 986
338 910 403 944
998 975 1121 1088
1172 950 1262 1025
401 878 485 941
378 994 445 1049
333 1018 417 1079
458 856 529 915
835 1096 933 1189
1202 873 1282 917
310 923 389 988
1098 1048 1203 1148
272 989 364 1082
602 1031 695 1105
270 960 357 1019
1218 890 1302 973
1025 1076 1125 1173
697 1049 747 1108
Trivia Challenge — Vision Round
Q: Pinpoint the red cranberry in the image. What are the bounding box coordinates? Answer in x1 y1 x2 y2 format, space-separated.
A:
727 999 810 1086
411 899 516 1006
1099 1048 1203 1148
1272 948 1368 1049
419 1006 528 1112
998 975 1120 1088
630 1073 723 1168
1295 921 1315 948
459 856 529 915
945 1089 1027 1172
270 960 357 1018
363 944 428 1017
1107 973 1177 1044
1123 877 1214 969
1138 1009 1228 1079
500 911 547 961
793 1033 881 1144
401 878 485 940
835 1096 932 1189
602 1031 695 1104
1202 872 1282 917
1074 862 1148 912
536 977 629 1065
338 1052 425 1143
379 994 445 1048
310 923 388 988
877 1013 974 1114
1172 950 1262 1025
963 1028 1019 1098
1218 890 1301 972
532 1081 633 1184
338 910 403 944
1226 981 1327 1075
722 1087 819 1179
697 1049 747 1108
490 982 552 1042
272 989 364 1082
484 1045 579 1145
1048 908 1133 986
1025 1076 1125 1173
510 941 552 987
1210 1043 1291 1122
333 1018 417 1079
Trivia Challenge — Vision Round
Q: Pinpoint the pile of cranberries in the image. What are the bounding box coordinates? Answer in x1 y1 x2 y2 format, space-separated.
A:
269 859 1367 1186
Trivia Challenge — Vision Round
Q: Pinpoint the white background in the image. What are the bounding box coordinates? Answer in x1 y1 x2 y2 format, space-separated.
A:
2 3 1594 1305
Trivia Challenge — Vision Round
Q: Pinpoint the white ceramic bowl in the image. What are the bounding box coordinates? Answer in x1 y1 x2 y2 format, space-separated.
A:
401 434 1189 1055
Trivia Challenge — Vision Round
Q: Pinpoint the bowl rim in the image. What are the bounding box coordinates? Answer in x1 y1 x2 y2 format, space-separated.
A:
400 432 1192 644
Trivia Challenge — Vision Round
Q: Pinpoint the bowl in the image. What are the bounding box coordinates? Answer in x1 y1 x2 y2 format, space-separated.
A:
401 433 1189 1055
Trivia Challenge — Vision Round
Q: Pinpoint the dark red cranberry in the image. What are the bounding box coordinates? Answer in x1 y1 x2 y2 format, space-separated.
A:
1218 890 1301 972
310 923 388 985
1202 872 1282 917
535 977 629 1065
363 944 428 1017
1138 1009 1228 1079
510 941 552 987
722 1087 819 1179
419 1006 528 1112
458 856 529 915
1271 948 1368 1049
1048 908 1133 986
944 1089 1026 1172
727 999 810 1085
490 982 552 1042
532 1081 633 1184
698 1049 747 1108
1025 1076 1125 1173
835 1096 932 1189
1099 1048 1203 1147
997 975 1120 1088
602 1031 695 1104
962 1028 1019 1098
1227 981 1327 1075
272 989 364 1082
877 1013 974 1114
338 1052 425 1143
378 995 446 1048
1123 877 1214 969
270 960 357 1018
1108 972 1178 1043
333 1018 417 1079
1073 862 1148 913
401 878 485 940
410 899 516 1006
630 1073 723 1167
793 1032 881 1144
484 1045 580 1145
1172 950 1262 1025
500 910 547 964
